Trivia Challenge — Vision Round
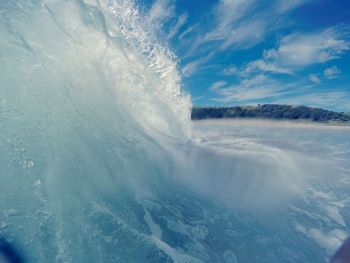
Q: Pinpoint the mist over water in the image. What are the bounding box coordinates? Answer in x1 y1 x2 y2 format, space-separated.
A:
191 121 350 261
1 0 350 262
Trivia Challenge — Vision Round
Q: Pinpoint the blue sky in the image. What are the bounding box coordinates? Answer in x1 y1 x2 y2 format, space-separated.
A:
141 0 350 111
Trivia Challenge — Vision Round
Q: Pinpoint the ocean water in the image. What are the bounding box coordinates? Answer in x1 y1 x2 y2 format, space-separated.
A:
0 0 350 262
191 120 350 262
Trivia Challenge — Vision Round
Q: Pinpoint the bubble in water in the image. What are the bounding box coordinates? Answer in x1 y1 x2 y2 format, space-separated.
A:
223 250 238 263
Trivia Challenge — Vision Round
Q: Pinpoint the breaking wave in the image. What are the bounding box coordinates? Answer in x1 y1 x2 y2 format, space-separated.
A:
0 0 193 261
1 1 349 263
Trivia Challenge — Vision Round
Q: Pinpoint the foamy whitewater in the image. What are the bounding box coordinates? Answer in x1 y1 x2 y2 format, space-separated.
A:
0 1 350 262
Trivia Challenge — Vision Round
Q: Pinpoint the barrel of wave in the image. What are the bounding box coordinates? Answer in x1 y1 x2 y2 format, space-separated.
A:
0 0 192 143
0 0 192 261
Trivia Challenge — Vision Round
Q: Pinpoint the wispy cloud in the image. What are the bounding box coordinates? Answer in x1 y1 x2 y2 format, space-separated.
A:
182 52 214 77
178 24 199 40
146 0 175 28
223 65 238 76
274 0 311 13
152 0 350 111
167 13 188 40
198 0 309 51
209 81 227 91
205 26 350 108
210 72 350 111
211 75 283 102
324 65 341 79
262 28 350 68
180 0 311 77
182 59 203 77
205 0 255 42
309 74 321 84
238 27 349 77
191 95 207 102
243 59 293 75
203 0 265 50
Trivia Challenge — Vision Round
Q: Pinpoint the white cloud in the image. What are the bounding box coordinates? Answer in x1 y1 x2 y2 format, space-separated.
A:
309 74 321 84
209 71 350 110
182 61 200 77
209 81 227 91
182 52 214 77
146 0 175 27
178 24 199 40
324 65 341 79
201 0 265 50
196 0 310 52
221 19 267 50
181 0 328 77
244 59 293 75
275 0 309 13
264 28 350 67
212 74 283 102
210 0 255 36
191 95 206 102
168 13 188 40
223 65 238 76
240 27 349 77
179 0 314 77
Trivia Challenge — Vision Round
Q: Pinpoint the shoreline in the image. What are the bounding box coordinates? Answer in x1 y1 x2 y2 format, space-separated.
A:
192 118 350 130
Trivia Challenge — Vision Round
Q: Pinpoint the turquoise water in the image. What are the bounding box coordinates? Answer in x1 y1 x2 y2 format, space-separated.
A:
1 0 350 262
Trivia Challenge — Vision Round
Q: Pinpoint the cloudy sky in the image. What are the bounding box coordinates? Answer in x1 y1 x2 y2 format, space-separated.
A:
142 0 350 111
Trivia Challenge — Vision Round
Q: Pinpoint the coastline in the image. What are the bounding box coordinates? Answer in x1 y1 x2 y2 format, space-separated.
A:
192 118 350 131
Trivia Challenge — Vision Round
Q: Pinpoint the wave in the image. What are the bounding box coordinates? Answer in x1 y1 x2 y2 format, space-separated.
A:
0 0 192 262
1 1 349 262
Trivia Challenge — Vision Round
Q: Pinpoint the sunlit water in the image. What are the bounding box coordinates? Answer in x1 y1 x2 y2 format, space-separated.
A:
1 0 350 262
191 120 350 263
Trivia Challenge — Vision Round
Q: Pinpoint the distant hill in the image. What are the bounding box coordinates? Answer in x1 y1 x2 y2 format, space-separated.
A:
191 104 350 123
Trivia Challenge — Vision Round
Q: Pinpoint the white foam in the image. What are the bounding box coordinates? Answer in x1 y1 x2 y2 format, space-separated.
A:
295 223 348 255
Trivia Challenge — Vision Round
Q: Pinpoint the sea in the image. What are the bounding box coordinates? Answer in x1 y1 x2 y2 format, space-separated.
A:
0 0 349 262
